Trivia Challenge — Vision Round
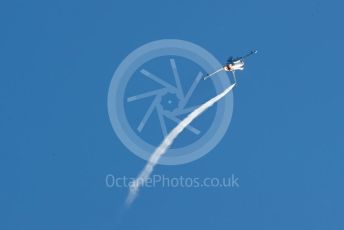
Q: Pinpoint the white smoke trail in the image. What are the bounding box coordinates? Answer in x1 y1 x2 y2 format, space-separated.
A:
126 83 236 206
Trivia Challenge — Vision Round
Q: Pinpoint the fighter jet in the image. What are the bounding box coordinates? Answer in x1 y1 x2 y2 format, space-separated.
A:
204 50 257 80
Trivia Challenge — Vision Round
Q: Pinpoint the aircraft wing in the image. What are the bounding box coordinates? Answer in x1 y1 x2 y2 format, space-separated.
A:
227 56 235 64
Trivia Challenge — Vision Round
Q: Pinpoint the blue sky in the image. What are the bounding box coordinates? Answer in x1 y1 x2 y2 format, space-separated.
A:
1 0 343 229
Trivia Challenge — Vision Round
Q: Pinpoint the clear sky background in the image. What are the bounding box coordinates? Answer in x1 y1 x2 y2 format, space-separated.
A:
1 0 343 229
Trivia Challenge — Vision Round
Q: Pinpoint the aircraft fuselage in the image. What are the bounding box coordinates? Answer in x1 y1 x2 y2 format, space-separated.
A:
224 61 244 72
